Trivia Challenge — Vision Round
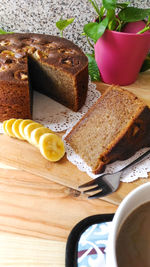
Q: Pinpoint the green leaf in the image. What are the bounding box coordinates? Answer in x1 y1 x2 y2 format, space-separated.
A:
86 54 101 81
140 53 150 72
56 18 75 31
102 0 116 10
100 6 105 18
0 28 13 34
84 17 108 43
118 7 150 22
108 18 117 30
107 9 115 21
88 0 100 16
116 2 129 9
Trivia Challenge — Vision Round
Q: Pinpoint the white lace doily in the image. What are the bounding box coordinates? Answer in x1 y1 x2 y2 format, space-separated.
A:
63 128 150 183
0 81 100 133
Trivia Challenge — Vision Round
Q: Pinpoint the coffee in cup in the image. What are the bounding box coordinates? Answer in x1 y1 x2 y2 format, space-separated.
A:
106 182 150 267
116 201 150 267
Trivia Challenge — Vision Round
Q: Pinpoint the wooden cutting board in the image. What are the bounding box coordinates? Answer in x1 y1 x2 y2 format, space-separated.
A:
0 70 150 206
0 134 149 206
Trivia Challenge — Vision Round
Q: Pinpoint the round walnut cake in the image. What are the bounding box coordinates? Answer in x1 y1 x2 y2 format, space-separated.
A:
0 33 88 121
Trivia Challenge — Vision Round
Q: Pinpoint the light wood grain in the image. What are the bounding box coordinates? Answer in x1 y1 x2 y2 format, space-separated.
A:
0 166 116 267
0 163 116 267
0 232 66 267
0 167 116 241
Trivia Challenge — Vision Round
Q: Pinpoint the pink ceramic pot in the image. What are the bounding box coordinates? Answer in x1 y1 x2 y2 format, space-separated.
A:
94 29 150 85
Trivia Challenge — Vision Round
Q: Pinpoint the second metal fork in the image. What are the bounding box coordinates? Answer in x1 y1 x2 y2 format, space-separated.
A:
79 149 150 199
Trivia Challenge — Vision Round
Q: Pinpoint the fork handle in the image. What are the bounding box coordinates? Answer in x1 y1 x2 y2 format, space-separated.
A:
121 149 150 172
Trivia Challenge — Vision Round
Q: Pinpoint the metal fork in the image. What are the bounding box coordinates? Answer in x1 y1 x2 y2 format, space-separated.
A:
79 149 150 199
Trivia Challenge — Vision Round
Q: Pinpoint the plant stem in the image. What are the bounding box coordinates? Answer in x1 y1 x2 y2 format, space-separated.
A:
137 26 150 34
115 17 122 31
86 36 94 49
60 30 63 37
88 0 100 16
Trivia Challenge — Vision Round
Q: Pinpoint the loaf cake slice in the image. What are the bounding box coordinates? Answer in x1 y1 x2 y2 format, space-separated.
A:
65 86 150 174
0 33 88 121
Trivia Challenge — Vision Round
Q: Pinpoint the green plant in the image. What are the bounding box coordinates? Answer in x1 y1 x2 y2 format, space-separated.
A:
86 53 101 81
84 0 150 43
140 52 150 72
56 17 75 37
83 1 150 81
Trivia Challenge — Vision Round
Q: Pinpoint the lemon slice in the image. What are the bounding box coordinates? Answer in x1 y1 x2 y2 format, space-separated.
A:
39 133 65 162
30 126 53 147
19 119 33 138
24 122 42 143
12 119 25 140
2 120 8 135
5 118 16 137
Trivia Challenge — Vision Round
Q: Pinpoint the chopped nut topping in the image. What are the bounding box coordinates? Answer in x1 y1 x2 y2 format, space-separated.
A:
22 46 36 54
15 52 25 59
13 48 26 58
0 40 11 46
61 57 79 67
43 42 58 49
14 70 28 81
16 57 27 65
1 50 14 57
0 64 9 72
20 72 28 80
33 49 48 59
58 48 76 55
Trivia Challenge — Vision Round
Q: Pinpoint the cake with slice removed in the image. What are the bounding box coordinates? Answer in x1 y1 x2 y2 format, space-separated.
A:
65 86 150 174
0 33 88 121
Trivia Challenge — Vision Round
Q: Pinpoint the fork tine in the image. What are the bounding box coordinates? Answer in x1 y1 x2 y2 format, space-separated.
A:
88 187 112 199
78 179 97 189
83 185 100 193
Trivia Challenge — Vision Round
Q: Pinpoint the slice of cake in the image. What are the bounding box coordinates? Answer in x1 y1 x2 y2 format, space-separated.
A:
0 33 88 121
65 86 150 174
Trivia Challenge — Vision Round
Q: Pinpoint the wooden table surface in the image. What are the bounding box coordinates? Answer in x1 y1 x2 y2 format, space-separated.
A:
0 163 117 266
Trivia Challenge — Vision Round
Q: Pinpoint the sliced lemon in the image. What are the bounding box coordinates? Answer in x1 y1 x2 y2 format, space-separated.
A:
24 122 42 143
30 126 53 147
39 133 65 162
2 120 8 135
19 119 33 138
12 119 25 140
5 118 16 137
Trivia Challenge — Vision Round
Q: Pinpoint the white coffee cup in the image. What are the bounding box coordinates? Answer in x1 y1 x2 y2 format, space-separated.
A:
106 182 150 267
